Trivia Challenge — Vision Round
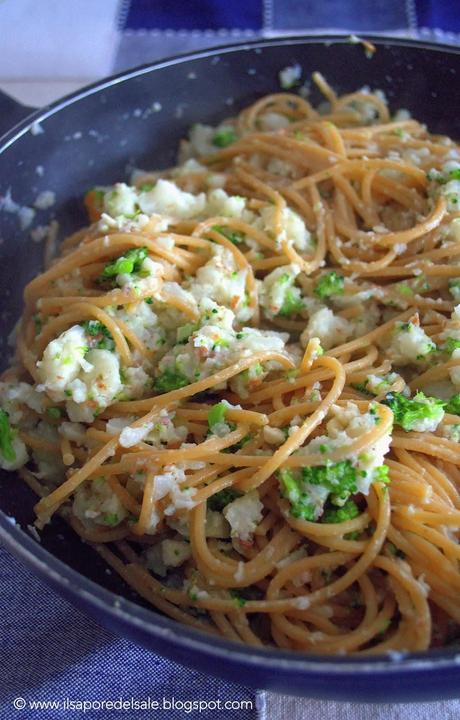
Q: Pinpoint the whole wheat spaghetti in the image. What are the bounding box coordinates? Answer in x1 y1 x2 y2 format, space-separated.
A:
2 74 460 654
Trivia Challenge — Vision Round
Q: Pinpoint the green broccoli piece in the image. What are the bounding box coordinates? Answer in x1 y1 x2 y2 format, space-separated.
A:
373 465 390 484
208 402 228 432
322 499 360 524
212 225 244 245
302 460 358 503
0 410 16 463
278 468 317 520
47 407 62 420
101 246 148 279
383 391 444 431
444 394 460 415
154 367 189 393
444 338 460 354
314 271 345 300
207 488 242 511
81 320 115 352
212 127 237 148
279 288 304 317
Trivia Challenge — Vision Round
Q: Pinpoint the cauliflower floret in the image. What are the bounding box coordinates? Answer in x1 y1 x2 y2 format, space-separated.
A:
37 325 89 401
188 245 251 322
73 477 127 527
301 307 353 351
76 349 122 409
0 381 45 424
447 218 460 243
111 301 162 352
259 112 290 131
205 188 246 218
103 182 138 217
450 349 460 389
116 256 164 294
188 123 218 156
256 205 314 253
121 365 152 400
438 179 460 213
138 179 206 218
366 373 401 395
387 321 436 366
223 490 263 541
161 539 192 567
260 264 302 318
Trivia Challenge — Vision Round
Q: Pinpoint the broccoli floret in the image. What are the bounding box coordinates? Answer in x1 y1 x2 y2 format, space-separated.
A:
0 410 16 463
47 407 62 420
81 320 115 352
278 468 317 520
373 465 390 484
102 512 120 526
278 462 359 520
301 460 357 503
101 246 148 279
383 391 444 431
212 225 244 245
208 402 229 432
444 338 460 354
278 288 304 317
322 499 360 523
154 367 189 393
314 271 345 300
445 394 460 415
448 279 460 301
212 127 237 148
207 488 242 511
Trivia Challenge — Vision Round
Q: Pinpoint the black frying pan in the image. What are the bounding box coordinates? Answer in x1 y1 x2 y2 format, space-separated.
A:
1 36 460 702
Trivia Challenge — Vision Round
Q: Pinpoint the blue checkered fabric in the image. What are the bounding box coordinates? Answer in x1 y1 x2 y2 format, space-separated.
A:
1 2 459 719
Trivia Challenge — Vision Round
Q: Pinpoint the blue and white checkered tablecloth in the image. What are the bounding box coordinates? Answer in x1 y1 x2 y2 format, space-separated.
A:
1 2 460 719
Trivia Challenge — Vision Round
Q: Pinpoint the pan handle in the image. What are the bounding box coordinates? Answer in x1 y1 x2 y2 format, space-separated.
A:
0 89 36 138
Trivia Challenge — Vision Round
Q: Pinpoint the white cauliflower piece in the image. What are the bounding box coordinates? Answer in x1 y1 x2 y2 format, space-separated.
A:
138 179 206 218
161 539 192 567
259 263 301 318
73 477 127 527
37 325 89 401
301 307 353 351
257 205 314 253
103 183 138 217
223 490 263 541
387 321 436 366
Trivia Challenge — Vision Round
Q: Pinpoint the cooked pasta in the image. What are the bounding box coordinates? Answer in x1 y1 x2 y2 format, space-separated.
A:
3 73 460 654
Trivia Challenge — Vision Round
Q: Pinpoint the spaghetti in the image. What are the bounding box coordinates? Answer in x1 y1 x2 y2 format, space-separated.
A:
2 74 460 654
